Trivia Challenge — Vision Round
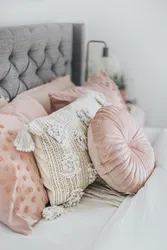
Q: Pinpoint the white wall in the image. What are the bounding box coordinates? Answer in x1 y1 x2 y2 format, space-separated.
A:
0 0 89 26
0 0 167 127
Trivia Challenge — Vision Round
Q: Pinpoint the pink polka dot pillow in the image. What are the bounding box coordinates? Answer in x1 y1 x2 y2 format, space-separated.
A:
88 106 155 193
0 114 48 235
0 97 48 235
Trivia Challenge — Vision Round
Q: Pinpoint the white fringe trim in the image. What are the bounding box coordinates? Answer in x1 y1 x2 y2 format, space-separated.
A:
42 205 65 221
14 125 35 152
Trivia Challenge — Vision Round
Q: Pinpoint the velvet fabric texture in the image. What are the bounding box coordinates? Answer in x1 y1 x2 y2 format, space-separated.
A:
88 105 155 193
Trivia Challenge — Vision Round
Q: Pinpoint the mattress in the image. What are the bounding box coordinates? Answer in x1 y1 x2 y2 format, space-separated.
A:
0 182 125 250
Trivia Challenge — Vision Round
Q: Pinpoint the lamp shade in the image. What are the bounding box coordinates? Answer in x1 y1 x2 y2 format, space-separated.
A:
88 55 121 78
102 55 121 76
102 47 109 57
85 40 109 80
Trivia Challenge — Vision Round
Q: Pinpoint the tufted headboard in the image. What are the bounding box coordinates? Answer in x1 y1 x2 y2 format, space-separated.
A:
0 23 84 100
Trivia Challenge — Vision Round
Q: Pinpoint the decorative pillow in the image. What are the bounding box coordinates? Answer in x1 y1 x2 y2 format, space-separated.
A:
15 92 108 208
16 76 74 114
0 114 48 235
88 105 155 193
0 96 47 123
49 69 126 112
0 97 8 109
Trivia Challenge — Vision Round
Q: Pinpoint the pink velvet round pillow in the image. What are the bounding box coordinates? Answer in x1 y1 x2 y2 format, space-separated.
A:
88 106 155 193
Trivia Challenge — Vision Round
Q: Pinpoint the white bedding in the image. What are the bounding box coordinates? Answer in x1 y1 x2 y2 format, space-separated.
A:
1 127 166 250
94 128 167 250
0 183 125 250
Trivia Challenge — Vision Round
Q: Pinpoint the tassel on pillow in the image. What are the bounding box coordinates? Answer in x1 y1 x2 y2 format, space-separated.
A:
95 92 110 107
42 206 65 221
14 125 35 152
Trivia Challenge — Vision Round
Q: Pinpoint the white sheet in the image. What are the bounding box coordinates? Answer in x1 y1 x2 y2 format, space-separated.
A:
0 183 125 250
2 127 164 250
143 127 162 144
94 128 167 250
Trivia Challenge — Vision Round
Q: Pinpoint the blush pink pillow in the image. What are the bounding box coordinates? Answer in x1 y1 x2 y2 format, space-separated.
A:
16 76 74 114
0 96 47 123
49 70 126 112
88 106 155 193
0 99 48 235
0 97 8 109
0 114 48 235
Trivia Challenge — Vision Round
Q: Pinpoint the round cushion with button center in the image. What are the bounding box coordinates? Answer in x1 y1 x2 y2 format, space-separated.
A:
88 105 155 193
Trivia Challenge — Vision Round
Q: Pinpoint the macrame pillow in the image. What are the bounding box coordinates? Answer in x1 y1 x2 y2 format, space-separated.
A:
88 105 155 194
14 92 108 212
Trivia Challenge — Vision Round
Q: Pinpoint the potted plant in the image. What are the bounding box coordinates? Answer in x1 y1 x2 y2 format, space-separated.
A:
110 74 126 100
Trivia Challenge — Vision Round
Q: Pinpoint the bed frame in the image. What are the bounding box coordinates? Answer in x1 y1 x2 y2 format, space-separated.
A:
0 23 84 100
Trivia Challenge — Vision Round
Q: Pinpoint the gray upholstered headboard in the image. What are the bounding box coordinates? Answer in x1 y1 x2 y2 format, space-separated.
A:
0 23 84 100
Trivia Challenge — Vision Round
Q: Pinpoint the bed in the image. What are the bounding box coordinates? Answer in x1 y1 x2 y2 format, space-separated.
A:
0 23 126 250
1 23 167 250
0 23 84 100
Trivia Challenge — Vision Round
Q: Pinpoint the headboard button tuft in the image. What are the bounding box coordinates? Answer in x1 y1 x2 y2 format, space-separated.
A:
9 55 13 61
0 23 83 100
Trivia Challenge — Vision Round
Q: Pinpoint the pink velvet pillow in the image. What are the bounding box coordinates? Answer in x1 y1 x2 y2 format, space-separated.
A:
0 98 48 235
49 70 126 112
88 106 155 193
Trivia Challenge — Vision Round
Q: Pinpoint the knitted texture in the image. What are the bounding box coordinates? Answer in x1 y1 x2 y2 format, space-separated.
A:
28 92 106 206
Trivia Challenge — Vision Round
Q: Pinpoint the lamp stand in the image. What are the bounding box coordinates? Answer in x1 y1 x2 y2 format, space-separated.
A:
85 40 109 81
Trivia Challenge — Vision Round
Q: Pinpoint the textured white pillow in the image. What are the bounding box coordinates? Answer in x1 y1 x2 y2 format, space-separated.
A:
28 91 107 207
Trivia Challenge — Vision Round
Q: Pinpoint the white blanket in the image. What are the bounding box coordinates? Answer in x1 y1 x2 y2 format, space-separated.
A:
94 128 167 250
0 183 125 250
